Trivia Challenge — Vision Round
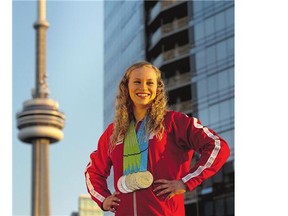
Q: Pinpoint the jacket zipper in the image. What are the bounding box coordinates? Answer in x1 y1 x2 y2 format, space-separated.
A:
133 192 137 216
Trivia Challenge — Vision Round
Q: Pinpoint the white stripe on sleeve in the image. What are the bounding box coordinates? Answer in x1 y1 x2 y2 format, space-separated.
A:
182 118 221 183
85 161 105 203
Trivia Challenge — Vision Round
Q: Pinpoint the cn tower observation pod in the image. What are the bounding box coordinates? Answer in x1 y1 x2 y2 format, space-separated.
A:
16 98 65 144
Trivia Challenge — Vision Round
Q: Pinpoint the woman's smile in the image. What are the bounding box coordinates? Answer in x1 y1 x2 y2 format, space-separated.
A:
136 92 151 98
128 66 157 110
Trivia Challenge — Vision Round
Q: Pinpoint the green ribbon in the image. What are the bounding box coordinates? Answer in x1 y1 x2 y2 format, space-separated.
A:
123 118 149 175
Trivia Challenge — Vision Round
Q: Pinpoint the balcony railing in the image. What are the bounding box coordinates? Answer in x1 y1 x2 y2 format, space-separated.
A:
162 16 188 34
163 44 190 61
161 0 180 10
169 99 193 113
165 72 192 91
151 43 190 67
150 16 188 49
149 0 186 23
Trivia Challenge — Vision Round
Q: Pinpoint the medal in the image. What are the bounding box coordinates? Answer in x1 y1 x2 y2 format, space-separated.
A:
133 171 153 189
117 117 154 193
117 175 133 194
118 171 153 193
125 173 140 191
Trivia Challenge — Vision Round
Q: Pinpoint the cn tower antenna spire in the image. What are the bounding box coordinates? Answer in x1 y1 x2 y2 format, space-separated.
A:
33 0 49 99
16 0 65 215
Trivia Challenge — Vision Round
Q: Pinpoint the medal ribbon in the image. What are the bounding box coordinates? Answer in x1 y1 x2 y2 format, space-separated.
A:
123 117 149 175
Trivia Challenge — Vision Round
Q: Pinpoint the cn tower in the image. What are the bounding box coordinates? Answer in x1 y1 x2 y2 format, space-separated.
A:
16 0 65 215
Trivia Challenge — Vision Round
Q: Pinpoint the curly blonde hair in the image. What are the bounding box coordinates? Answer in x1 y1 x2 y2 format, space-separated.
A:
110 61 168 152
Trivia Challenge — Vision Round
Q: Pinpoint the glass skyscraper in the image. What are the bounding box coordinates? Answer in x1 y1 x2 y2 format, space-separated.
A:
104 1 234 215
144 1 234 215
192 1 234 160
104 0 146 127
192 2 234 215
103 1 146 208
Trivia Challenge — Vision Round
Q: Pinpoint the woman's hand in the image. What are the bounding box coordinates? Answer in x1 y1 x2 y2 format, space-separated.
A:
102 191 121 213
153 179 187 200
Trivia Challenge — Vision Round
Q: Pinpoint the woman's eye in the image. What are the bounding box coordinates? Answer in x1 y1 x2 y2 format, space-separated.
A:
147 82 154 85
134 81 140 84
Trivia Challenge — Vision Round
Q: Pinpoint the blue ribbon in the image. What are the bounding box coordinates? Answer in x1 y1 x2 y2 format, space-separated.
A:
136 117 149 172
123 117 149 175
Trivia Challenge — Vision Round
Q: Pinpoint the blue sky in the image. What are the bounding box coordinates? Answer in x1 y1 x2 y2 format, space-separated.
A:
12 0 104 215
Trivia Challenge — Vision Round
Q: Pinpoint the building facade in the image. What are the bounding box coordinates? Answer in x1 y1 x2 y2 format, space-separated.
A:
104 1 234 215
103 1 147 200
104 0 146 127
78 194 104 216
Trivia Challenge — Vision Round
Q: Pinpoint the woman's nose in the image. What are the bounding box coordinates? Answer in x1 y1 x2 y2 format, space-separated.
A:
140 82 147 90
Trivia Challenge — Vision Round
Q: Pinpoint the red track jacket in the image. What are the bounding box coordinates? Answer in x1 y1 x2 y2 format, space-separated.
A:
85 111 230 215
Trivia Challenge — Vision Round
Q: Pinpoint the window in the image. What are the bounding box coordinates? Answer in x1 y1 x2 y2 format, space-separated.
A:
219 99 230 121
220 130 234 150
204 16 215 36
208 73 218 94
216 40 227 61
193 1 203 13
226 195 234 215
225 7 234 27
198 108 209 126
209 103 220 125
195 22 205 41
197 78 208 99
215 198 225 216
213 169 223 183
218 69 229 91
215 12 225 32
228 68 234 87
196 50 205 70
227 37 234 57
204 1 213 10
230 98 234 117
204 201 214 216
206 45 216 66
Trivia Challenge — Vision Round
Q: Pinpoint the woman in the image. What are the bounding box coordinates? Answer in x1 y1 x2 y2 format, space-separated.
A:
85 61 230 215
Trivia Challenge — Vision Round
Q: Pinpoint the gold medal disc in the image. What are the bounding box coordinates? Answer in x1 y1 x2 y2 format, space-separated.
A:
134 171 153 189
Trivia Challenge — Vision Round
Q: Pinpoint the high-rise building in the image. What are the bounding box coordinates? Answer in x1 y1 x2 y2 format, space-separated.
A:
104 1 234 215
103 0 147 196
78 194 104 216
103 0 146 127
145 1 234 215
